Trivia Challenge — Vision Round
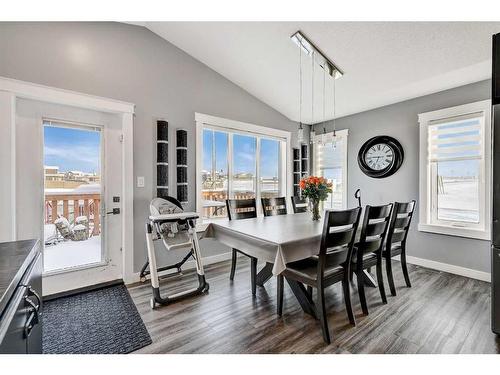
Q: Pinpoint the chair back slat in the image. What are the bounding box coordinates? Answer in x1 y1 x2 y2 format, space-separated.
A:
365 221 388 237
324 228 356 249
324 247 350 266
386 200 416 247
366 204 393 219
360 237 383 253
326 209 360 227
357 203 393 258
291 196 308 213
261 197 287 217
318 207 362 277
396 201 416 214
390 230 406 243
394 216 411 230
226 198 257 221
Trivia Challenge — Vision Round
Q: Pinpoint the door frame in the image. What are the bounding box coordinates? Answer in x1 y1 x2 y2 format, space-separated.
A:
0 76 135 289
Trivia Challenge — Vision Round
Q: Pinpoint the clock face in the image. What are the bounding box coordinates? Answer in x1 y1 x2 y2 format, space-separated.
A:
364 143 394 171
357 136 404 178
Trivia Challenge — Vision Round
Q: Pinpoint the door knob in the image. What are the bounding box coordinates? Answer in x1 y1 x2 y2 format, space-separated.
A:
106 208 120 215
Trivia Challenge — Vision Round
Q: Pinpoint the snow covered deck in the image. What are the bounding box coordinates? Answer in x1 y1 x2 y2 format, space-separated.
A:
44 233 102 272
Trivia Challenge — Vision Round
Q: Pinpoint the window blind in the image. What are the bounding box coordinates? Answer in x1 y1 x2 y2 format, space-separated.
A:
428 112 483 162
315 138 345 170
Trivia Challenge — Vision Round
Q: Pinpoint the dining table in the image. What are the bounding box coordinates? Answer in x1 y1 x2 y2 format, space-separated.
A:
202 212 377 318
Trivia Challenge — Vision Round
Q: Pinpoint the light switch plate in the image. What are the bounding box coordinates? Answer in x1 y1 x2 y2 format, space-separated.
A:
137 176 145 188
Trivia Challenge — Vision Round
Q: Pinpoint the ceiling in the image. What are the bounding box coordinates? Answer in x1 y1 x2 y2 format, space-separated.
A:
137 22 500 124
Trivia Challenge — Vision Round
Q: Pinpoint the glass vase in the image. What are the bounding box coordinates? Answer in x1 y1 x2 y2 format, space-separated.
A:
311 199 321 221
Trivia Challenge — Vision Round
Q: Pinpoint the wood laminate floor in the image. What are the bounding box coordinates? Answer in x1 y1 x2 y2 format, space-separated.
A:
128 257 500 354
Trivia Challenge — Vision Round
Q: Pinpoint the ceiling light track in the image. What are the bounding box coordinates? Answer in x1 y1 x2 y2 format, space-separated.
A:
290 30 343 79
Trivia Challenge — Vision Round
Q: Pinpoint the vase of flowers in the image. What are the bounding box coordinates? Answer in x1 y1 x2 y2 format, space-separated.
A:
299 176 333 221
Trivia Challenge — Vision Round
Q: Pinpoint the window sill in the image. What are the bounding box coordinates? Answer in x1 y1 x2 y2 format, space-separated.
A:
418 223 491 241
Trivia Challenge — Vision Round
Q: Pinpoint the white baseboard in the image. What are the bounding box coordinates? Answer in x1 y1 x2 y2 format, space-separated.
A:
127 251 491 284
401 255 491 282
127 251 233 284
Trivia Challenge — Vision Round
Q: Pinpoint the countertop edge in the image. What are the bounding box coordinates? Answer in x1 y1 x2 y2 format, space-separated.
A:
0 239 40 319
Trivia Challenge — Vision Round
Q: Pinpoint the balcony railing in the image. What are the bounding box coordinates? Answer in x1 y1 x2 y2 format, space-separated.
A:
44 192 101 235
201 190 279 218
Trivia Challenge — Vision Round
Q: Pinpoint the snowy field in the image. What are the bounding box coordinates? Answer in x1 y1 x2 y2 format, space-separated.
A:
438 179 479 222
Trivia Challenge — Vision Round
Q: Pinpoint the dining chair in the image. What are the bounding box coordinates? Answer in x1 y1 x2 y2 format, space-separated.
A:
291 196 308 213
261 197 287 217
278 207 362 344
384 200 416 296
226 198 259 295
352 203 393 315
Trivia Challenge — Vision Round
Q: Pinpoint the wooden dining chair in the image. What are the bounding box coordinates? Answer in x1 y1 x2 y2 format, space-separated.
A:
261 197 287 217
278 207 362 344
352 203 393 315
226 198 259 295
291 196 308 213
384 200 416 296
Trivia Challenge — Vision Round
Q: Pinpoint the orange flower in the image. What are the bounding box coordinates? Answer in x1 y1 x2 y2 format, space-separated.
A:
299 179 306 189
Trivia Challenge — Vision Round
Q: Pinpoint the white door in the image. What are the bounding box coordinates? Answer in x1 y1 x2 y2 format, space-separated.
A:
39 110 124 295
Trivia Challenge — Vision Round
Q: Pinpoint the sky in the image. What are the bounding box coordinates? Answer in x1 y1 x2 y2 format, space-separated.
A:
44 125 101 173
203 129 279 178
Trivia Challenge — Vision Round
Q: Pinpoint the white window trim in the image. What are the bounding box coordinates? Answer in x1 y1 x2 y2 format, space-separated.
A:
313 129 349 210
195 113 292 223
418 99 491 241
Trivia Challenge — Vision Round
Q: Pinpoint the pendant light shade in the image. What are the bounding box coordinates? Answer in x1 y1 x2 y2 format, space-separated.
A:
331 66 337 150
297 124 304 143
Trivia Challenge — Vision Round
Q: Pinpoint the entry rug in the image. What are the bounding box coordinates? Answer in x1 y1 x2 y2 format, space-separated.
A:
42 284 152 354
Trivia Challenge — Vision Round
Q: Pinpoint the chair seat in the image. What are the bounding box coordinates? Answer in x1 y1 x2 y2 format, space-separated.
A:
283 256 344 285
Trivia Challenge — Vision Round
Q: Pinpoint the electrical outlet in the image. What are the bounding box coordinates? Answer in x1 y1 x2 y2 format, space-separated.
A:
137 176 145 188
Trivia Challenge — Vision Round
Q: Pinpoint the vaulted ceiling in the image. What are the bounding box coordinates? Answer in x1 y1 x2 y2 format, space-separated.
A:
137 22 500 123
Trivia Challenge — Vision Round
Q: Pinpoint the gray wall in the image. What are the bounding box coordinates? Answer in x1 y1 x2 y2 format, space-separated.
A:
0 22 301 271
313 80 491 274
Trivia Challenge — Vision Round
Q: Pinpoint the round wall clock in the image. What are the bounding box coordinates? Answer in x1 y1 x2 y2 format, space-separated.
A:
357 136 404 178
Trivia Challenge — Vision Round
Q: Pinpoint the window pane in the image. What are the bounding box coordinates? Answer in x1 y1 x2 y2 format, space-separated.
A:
260 138 280 198
202 129 228 218
436 159 479 223
315 137 345 209
232 134 256 199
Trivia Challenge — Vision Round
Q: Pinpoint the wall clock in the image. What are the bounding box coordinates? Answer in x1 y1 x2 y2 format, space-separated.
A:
357 136 404 178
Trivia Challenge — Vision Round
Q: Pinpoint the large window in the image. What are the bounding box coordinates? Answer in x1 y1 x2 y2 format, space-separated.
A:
313 129 348 209
418 100 491 240
196 113 290 220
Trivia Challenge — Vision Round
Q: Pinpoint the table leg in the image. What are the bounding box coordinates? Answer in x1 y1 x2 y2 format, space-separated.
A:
285 278 317 319
362 269 377 288
255 262 273 286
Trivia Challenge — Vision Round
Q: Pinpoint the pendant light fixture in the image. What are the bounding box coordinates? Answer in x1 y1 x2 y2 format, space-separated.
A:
320 63 327 146
331 68 338 150
290 31 343 148
296 40 304 144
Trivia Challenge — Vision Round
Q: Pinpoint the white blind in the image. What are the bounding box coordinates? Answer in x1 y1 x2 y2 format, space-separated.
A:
428 112 483 162
315 137 345 170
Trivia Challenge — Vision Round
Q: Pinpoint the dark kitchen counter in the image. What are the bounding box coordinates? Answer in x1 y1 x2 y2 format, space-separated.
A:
0 240 40 318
